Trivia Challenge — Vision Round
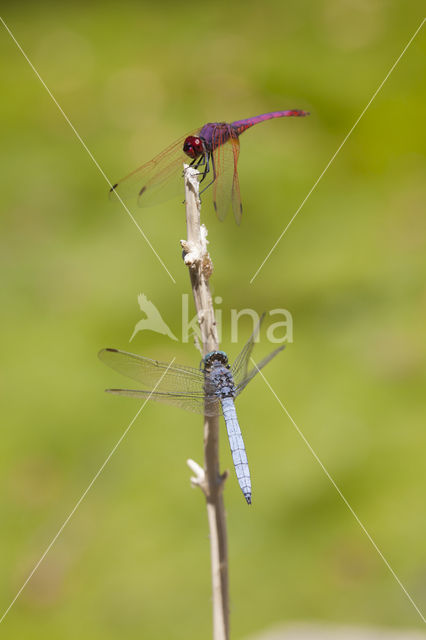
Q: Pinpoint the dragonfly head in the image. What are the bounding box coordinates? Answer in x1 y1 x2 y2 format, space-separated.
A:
183 136 205 159
202 350 229 369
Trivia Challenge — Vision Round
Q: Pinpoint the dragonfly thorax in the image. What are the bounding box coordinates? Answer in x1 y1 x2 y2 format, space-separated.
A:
205 364 236 399
203 352 235 400
183 136 206 159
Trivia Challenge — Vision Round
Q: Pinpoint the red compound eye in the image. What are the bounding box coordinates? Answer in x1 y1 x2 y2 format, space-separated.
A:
183 136 204 158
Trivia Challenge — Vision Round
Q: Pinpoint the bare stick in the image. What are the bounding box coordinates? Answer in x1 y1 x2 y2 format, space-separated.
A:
181 165 229 640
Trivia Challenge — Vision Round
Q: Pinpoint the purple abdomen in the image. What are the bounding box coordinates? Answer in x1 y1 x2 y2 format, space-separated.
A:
231 110 309 136
197 110 309 151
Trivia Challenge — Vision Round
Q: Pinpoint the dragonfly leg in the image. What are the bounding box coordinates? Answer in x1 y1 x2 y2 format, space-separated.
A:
199 153 216 195
183 152 208 178
197 152 210 183
182 155 203 175
181 156 205 204
182 156 201 177
182 153 210 204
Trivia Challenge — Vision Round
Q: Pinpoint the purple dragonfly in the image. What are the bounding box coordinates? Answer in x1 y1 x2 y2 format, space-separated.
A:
110 110 309 224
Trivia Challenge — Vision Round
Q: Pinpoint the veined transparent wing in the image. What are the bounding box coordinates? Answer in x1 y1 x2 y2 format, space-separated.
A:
99 348 222 416
235 346 285 396
211 128 242 224
231 313 266 386
109 128 201 208
105 388 222 416
98 348 204 394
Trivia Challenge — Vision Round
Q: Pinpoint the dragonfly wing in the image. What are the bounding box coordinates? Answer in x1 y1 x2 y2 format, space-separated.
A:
99 348 222 416
231 142 243 225
231 313 266 386
109 129 201 208
235 346 285 396
105 388 222 416
211 129 240 223
98 348 204 394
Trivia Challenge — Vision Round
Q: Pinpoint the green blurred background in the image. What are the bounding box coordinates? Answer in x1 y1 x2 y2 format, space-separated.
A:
1 1 425 638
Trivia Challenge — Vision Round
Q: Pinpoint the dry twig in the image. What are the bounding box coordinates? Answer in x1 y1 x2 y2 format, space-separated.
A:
181 165 229 640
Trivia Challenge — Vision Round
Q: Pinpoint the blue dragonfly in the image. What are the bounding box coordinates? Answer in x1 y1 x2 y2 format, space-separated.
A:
98 315 284 504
